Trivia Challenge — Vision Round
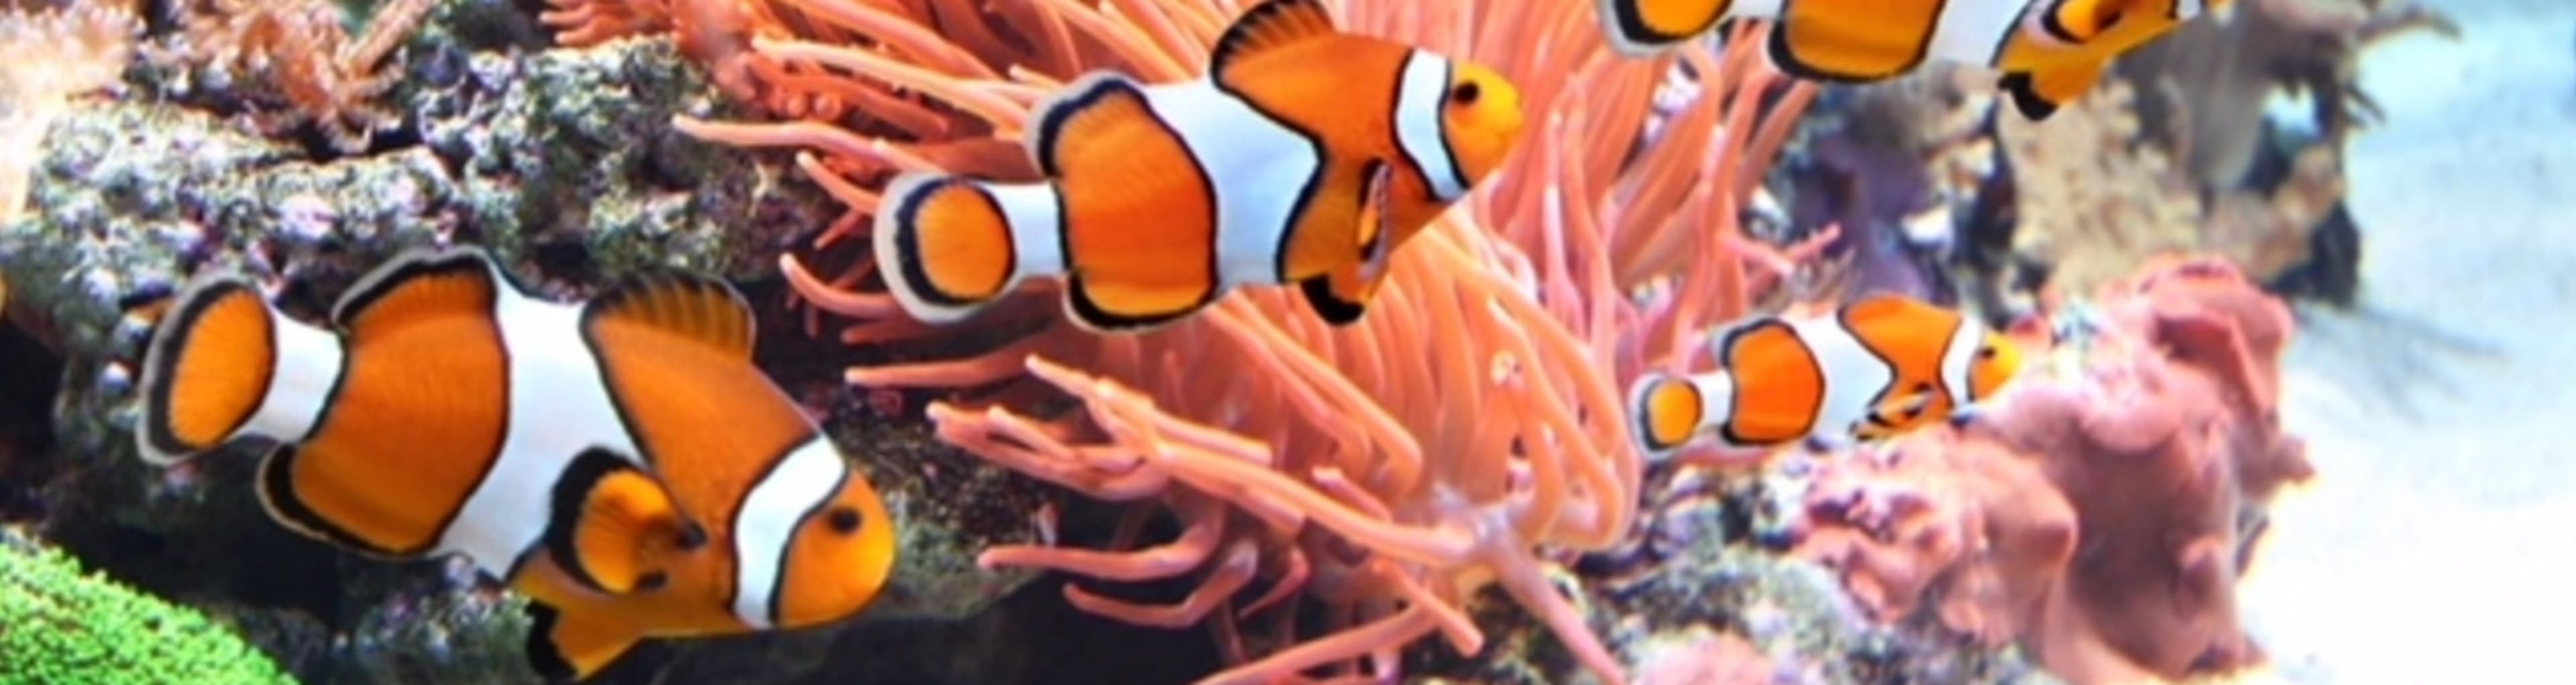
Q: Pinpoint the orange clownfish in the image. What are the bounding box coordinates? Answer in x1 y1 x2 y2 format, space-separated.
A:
875 0 1527 333
1596 0 2229 119
1628 293 2025 456
132 246 897 681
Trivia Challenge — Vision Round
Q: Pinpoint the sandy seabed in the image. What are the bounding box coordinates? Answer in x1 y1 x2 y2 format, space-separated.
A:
2238 0 2576 683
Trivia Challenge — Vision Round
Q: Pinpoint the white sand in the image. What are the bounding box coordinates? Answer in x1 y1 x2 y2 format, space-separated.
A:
2236 0 2576 683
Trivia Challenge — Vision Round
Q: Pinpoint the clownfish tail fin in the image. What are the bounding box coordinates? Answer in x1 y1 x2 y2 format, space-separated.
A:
523 602 642 682
135 277 340 465
1627 371 1732 456
873 172 1064 325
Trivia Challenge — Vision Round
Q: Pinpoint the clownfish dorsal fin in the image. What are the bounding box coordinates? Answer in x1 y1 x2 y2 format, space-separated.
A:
579 269 757 360
1208 0 1340 79
328 246 510 334
1839 292 1937 325
544 447 700 596
1027 71 1152 180
523 602 643 682
1709 314 1794 368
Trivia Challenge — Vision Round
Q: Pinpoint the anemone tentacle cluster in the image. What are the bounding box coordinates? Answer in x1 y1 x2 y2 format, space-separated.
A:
541 0 1825 682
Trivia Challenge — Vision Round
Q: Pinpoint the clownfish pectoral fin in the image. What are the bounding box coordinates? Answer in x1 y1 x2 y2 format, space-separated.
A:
524 602 642 682
1297 272 1371 326
1208 0 1338 78
134 277 286 465
1949 403 1986 428
579 268 757 360
1299 161 1400 326
1997 59 2107 121
545 448 694 596
1597 0 1736 58
1869 383 1940 427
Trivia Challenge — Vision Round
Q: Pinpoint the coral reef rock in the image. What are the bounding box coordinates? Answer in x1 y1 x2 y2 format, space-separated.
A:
1790 256 2314 684
0 4 1046 680
1823 0 2467 318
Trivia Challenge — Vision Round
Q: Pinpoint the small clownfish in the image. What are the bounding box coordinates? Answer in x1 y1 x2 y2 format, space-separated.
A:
874 0 1527 333
1595 0 2230 120
1627 293 2025 456
131 246 896 681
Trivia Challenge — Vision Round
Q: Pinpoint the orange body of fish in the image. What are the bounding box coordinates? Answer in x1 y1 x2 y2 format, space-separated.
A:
1629 293 2026 456
874 0 1527 333
1597 0 2231 119
132 246 897 681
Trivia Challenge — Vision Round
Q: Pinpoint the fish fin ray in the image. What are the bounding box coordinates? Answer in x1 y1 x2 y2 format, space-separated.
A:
545 447 692 596
135 278 280 464
1210 0 1340 78
580 267 757 360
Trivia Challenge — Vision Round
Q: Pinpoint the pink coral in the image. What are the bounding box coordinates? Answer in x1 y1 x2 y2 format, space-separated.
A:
1792 255 2314 683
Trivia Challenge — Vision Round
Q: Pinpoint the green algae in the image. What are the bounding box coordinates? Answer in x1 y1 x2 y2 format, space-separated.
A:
0 532 294 685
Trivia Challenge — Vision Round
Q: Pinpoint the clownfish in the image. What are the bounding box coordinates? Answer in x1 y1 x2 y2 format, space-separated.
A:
1595 0 2229 119
1628 293 2025 456
874 0 1526 333
132 246 896 681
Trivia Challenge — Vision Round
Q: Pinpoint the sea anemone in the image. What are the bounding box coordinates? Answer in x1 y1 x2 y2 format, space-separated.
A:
0 1 141 223
627 0 1827 682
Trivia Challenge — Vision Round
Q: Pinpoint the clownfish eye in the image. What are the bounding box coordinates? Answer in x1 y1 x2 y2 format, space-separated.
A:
1978 346 1998 360
1449 81 1481 107
827 506 863 535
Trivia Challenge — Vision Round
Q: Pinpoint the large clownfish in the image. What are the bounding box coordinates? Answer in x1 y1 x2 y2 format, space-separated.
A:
1629 293 2025 456
874 0 1527 333
132 246 897 681
1596 0 2229 119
